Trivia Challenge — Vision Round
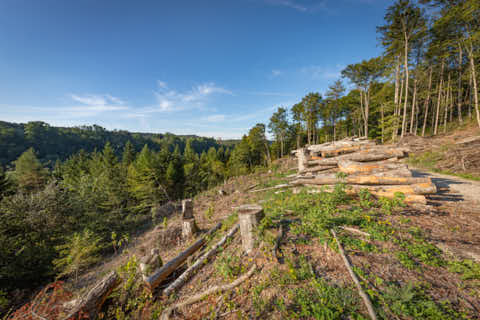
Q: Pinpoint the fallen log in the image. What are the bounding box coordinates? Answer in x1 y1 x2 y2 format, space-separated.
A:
294 186 429 204
63 271 120 320
249 184 290 193
308 151 405 166
292 175 432 186
160 264 257 320
338 160 408 175
163 224 240 296
144 222 222 291
331 229 378 320
341 226 371 237
299 165 337 174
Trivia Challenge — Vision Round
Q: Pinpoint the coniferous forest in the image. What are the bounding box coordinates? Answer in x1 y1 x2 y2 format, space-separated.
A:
1 0 479 315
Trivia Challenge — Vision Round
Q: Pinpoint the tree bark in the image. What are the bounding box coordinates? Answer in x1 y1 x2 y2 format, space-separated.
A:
458 45 464 124
337 159 409 175
163 224 239 296
238 205 264 254
422 67 433 137
434 60 445 135
468 46 480 128
292 175 432 187
144 222 222 291
444 73 451 133
401 33 409 138
63 271 120 320
410 79 417 134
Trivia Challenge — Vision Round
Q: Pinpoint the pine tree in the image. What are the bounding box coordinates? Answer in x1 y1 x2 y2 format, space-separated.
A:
122 141 136 166
0 166 11 200
14 148 48 193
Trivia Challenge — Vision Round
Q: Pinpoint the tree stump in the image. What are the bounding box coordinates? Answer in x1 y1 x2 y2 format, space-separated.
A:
182 218 198 239
237 204 264 254
139 248 163 281
297 148 308 172
182 199 194 219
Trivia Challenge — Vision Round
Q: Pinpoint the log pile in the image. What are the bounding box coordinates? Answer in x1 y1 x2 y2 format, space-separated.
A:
291 138 436 204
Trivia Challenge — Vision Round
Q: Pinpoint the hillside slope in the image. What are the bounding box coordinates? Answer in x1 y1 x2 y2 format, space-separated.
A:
8 154 480 320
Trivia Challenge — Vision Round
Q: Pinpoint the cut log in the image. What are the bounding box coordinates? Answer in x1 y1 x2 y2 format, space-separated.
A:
299 165 337 174
249 184 290 193
63 271 120 320
238 205 264 254
292 175 432 186
338 160 408 175
163 224 240 296
311 182 436 195
160 265 257 320
331 229 378 320
144 222 222 291
308 151 404 166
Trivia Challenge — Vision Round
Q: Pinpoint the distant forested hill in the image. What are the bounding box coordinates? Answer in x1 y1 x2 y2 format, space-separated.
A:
0 121 227 167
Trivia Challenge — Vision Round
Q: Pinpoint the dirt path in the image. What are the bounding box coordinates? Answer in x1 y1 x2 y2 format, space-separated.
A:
410 168 480 262
412 169 480 207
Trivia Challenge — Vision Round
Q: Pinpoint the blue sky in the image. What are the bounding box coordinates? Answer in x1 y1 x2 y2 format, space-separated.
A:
0 0 391 139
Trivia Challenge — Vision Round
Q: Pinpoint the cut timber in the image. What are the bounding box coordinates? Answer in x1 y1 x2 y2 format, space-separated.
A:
249 184 290 193
308 151 405 166
292 175 432 186
63 271 120 320
238 205 264 254
310 183 436 195
298 185 429 204
338 160 409 175
331 229 378 320
160 265 257 320
144 222 222 291
299 165 337 174
455 136 480 145
163 224 240 296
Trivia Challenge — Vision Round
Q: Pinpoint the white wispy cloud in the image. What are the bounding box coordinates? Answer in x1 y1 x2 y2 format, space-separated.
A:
271 69 283 77
300 64 345 80
202 114 227 122
153 81 232 112
263 0 327 13
70 93 126 107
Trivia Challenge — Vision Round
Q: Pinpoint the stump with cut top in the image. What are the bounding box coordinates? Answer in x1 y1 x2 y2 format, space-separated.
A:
182 199 198 238
237 204 264 254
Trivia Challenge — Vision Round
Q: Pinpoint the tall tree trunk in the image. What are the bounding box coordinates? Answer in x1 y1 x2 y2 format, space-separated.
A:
410 79 417 134
393 72 404 141
421 67 433 136
468 72 473 119
468 47 480 128
458 45 463 124
434 60 445 135
364 88 370 138
401 35 409 138
381 103 385 144
394 56 400 105
443 73 451 133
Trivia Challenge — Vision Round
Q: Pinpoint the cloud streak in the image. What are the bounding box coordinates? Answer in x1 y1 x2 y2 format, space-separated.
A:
263 0 327 13
153 81 232 112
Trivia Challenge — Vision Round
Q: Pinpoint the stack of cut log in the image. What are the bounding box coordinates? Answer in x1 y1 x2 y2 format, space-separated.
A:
291 137 436 204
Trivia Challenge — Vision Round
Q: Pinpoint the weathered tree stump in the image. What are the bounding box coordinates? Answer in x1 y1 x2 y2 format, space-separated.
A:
182 218 198 239
182 199 194 219
181 199 198 238
139 248 163 281
297 148 308 172
237 204 264 254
